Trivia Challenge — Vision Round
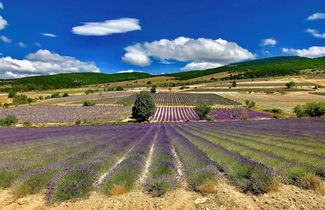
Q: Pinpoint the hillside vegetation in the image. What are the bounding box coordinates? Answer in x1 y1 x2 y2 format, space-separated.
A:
1 56 325 91
0 72 151 91
167 56 325 80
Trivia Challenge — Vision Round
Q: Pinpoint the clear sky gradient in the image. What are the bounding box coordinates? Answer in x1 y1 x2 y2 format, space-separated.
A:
0 0 324 78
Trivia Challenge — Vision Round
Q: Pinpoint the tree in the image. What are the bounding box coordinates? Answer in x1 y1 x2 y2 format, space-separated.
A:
132 91 155 122
0 115 18 127
232 81 237 88
150 85 157 93
194 104 212 120
286 81 296 89
8 90 17 98
293 102 325 117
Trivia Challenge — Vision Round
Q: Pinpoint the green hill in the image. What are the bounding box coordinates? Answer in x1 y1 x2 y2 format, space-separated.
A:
2 72 151 91
167 56 325 80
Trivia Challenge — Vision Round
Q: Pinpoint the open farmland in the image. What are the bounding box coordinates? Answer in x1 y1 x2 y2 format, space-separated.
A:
0 118 324 209
0 106 131 123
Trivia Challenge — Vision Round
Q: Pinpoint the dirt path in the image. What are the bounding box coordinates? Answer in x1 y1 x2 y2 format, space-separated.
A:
137 135 156 186
170 143 188 188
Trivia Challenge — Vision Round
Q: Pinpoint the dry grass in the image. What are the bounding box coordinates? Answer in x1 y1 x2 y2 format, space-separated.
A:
196 181 217 193
300 173 325 195
109 185 128 196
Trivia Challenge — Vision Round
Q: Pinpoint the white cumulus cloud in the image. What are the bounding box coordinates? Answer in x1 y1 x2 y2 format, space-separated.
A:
122 37 254 71
0 35 11 43
42 33 57 37
0 16 8 30
260 38 277 46
180 62 223 71
116 69 143 73
307 12 325 20
0 49 100 79
0 2 3 10
72 18 141 36
306 29 325 39
282 46 325 58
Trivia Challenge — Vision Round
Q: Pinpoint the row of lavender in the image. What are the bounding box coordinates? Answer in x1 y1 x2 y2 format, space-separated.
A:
0 118 324 202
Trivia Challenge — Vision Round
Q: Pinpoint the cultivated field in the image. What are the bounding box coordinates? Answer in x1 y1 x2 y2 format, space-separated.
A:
0 118 324 209
0 106 131 123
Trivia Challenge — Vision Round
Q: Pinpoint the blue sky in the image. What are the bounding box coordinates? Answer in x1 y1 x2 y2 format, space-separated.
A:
0 0 324 78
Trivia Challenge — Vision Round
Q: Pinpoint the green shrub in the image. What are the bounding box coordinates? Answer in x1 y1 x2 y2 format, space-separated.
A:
115 86 124 91
286 81 296 89
23 121 33 127
245 100 256 108
147 81 152 85
194 104 212 120
62 93 69 97
0 115 18 127
83 100 96 106
132 91 155 122
85 89 94 95
50 92 61 98
150 85 157 93
293 102 325 117
232 81 237 87
3 103 10 108
75 120 81 125
13 95 33 105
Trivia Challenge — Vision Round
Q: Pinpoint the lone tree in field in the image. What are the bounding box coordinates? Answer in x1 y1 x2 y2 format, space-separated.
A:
132 91 156 122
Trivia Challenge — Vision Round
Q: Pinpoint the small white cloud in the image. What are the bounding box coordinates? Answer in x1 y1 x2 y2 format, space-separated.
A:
180 62 223 71
35 42 42 47
307 12 325 20
0 49 100 79
0 35 11 43
122 37 254 68
72 18 141 36
0 2 3 10
117 69 143 73
282 46 325 58
260 38 277 46
42 33 57 37
306 29 325 39
17 42 27 48
0 16 8 30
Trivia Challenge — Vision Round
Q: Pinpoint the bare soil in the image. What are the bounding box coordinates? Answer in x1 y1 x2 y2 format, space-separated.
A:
1 182 324 210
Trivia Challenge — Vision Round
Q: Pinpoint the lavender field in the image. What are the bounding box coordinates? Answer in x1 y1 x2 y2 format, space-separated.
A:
149 107 272 122
0 118 324 202
0 106 131 123
35 92 132 105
